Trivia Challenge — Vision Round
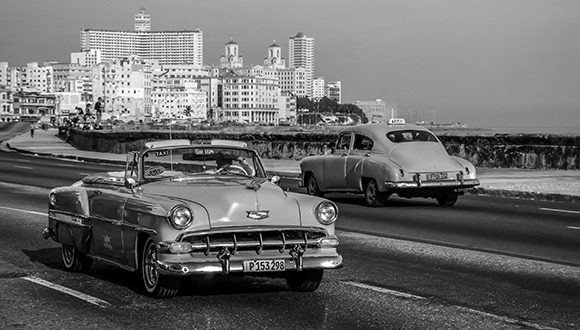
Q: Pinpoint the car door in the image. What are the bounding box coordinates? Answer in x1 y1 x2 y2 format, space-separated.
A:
324 132 352 189
88 189 128 263
346 133 374 190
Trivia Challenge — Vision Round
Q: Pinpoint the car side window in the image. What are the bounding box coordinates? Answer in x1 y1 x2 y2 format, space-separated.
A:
336 133 352 150
353 134 374 151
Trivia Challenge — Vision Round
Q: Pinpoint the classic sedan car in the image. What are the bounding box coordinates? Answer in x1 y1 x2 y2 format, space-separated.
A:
300 119 480 206
43 140 342 298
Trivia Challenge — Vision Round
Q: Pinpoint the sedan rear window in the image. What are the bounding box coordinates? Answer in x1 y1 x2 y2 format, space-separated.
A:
386 130 438 143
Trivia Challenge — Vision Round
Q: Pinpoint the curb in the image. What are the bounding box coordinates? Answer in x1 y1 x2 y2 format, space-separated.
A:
5 142 578 203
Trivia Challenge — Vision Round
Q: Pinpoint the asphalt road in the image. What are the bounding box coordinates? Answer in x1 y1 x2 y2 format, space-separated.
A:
1 150 580 328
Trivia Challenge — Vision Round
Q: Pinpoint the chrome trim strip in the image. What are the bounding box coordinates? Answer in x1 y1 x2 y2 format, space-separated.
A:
385 179 480 189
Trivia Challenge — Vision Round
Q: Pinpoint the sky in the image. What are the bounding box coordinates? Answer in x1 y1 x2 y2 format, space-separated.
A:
1 0 579 128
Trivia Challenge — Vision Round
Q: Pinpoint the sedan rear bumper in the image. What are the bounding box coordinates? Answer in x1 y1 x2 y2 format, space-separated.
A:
384 178 480 189
155 255 343 276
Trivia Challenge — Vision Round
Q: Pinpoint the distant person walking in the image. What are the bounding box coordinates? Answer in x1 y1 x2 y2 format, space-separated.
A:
85 103 92 117
30 123 35 138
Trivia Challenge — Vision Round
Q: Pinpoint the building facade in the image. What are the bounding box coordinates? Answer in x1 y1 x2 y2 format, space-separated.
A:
12 91 57 122
289 32 315 97
0 88 13 121
219 40 244 69
219 66 281 124
355 99 387 123
326 80 342 104
70 49 102 67
312 77 325 100
80 8 203 66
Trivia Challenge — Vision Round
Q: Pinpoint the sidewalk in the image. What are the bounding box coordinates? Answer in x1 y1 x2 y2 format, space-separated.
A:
3 128 580 202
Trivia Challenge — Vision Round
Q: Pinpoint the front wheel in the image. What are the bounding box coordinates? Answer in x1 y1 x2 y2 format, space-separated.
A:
436 192 458 206
62 243 92 273
364 179 389 206
140 237 181 298
305 174 324 197
286 269 324 292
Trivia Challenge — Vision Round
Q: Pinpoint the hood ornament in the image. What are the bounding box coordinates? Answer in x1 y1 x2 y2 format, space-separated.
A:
246 210 270 220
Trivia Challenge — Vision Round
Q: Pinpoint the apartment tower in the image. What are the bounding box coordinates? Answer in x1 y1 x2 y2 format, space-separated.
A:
289 32 315 97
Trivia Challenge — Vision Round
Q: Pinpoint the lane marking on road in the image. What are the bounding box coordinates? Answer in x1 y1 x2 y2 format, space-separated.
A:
13 165 33 170
342 281 426 300
539 207 580 215
78 172 91 176
454 305 559 330
22 276 111 308
0 205 45 216
343 281 557 329
567 226 580 230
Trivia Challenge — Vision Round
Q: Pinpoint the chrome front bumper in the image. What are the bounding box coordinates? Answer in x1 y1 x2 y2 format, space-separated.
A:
155 254 343 276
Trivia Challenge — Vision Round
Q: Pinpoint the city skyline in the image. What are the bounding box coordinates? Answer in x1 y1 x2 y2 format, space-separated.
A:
1 0 579 128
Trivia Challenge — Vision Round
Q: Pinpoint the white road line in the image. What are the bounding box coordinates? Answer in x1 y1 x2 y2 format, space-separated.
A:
539 207 580 215
343 281 556 329
13 165 33 170
22 276 111 308
0 205 45 216
343 281 425 300
568 226 580 230
455 306 559 330
78 172 91 176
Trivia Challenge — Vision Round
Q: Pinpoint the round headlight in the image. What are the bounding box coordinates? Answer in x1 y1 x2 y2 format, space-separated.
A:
169 205 193 229
315 201 338 225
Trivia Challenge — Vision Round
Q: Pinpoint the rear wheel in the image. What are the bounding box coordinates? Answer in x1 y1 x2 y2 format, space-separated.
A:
364 179 389 206
305 174 324 197
140 237 181 298
62 244 92 273
286 269 324 292
437 192 458 206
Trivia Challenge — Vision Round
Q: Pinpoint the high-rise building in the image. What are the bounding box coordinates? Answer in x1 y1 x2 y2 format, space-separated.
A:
289 32 315 97
70 49 102 67
80 8 203 66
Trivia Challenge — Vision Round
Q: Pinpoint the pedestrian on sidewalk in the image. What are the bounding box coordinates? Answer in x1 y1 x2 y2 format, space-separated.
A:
30 123 35 138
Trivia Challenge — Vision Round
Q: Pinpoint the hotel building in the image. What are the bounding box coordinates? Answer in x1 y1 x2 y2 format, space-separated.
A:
289 32 315 97
80 8 203 66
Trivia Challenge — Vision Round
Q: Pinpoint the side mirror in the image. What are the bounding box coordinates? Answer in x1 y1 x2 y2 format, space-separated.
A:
270 175 280 185
124 177 137 191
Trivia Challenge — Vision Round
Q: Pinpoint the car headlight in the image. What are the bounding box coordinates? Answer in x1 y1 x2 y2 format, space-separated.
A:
169 205 193 229
315 201 338 225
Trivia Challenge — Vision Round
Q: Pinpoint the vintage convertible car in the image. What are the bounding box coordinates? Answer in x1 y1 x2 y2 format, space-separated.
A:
300 119 480 206
43 140 342 298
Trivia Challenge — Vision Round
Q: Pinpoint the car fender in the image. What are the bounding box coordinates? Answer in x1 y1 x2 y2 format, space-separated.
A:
285 191 337 235
450 156 478 179
357 155 401 192
300 155 328 192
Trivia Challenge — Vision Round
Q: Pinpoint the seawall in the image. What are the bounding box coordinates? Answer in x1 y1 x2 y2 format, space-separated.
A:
62 128 580 170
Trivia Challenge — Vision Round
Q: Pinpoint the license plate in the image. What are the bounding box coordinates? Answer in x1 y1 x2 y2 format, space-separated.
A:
243 259 285 272
426 172 449 181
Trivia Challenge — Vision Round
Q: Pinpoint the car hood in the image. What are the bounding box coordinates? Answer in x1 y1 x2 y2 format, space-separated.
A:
388 143 462 173
142 177 301 228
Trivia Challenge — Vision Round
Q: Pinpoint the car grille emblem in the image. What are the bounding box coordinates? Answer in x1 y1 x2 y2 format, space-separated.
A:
246 210 269 220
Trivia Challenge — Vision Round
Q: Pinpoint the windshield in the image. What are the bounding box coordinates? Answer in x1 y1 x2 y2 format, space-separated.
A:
386 130 438 143
141 146 266 180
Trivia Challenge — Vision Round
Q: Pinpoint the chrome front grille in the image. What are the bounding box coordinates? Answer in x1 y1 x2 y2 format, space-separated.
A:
180 228 328 256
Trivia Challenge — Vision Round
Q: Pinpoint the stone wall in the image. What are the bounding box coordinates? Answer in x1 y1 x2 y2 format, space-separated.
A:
62 129 580 170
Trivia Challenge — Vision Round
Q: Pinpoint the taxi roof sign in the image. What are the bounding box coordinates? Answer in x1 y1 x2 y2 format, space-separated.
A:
388 118 406 125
